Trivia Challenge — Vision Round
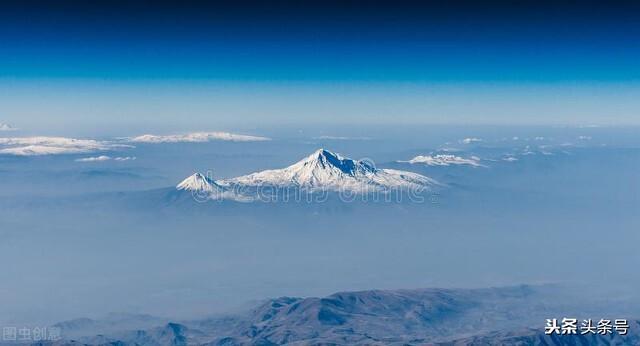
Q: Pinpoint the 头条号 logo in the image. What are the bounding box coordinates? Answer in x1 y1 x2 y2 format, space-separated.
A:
545 318 629 336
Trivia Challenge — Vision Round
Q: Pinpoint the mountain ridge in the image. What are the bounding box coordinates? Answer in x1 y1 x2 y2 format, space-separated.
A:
42 285 640 346
175 149 439 202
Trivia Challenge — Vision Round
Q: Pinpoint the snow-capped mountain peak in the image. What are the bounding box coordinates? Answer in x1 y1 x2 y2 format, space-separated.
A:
175 149 440 202
292 148 376 176
222 148 438 192
176 172 219 192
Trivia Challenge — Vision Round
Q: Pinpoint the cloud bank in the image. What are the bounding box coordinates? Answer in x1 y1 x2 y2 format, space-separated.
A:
129 132 270 143
400 154 483 167
75 155 136 162
0 137 131 156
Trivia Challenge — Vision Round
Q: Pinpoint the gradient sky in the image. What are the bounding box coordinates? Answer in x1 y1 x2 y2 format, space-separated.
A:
0 1 639 132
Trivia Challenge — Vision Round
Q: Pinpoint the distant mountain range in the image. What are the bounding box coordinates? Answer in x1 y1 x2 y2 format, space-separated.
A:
399 154 484 167
175 149 440 202
29 285 639 346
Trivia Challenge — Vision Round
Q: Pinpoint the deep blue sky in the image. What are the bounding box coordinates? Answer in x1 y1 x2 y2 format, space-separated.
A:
1 0 639 81
0 1 639 130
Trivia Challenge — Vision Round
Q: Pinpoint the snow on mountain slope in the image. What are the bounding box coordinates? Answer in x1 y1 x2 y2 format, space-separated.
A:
221 149 439 193
174 149 439 202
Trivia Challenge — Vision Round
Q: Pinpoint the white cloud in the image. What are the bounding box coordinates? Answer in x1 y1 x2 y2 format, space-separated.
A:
0 136 131 156
0 123 17 131
578 135 592 140
460 137 483 144
75 155 112 162
129 131 270 143
75 155 136 162
400 154 483 167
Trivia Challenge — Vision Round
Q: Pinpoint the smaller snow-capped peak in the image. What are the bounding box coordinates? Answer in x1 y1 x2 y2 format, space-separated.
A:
175 172 254 202
176 172 219 192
